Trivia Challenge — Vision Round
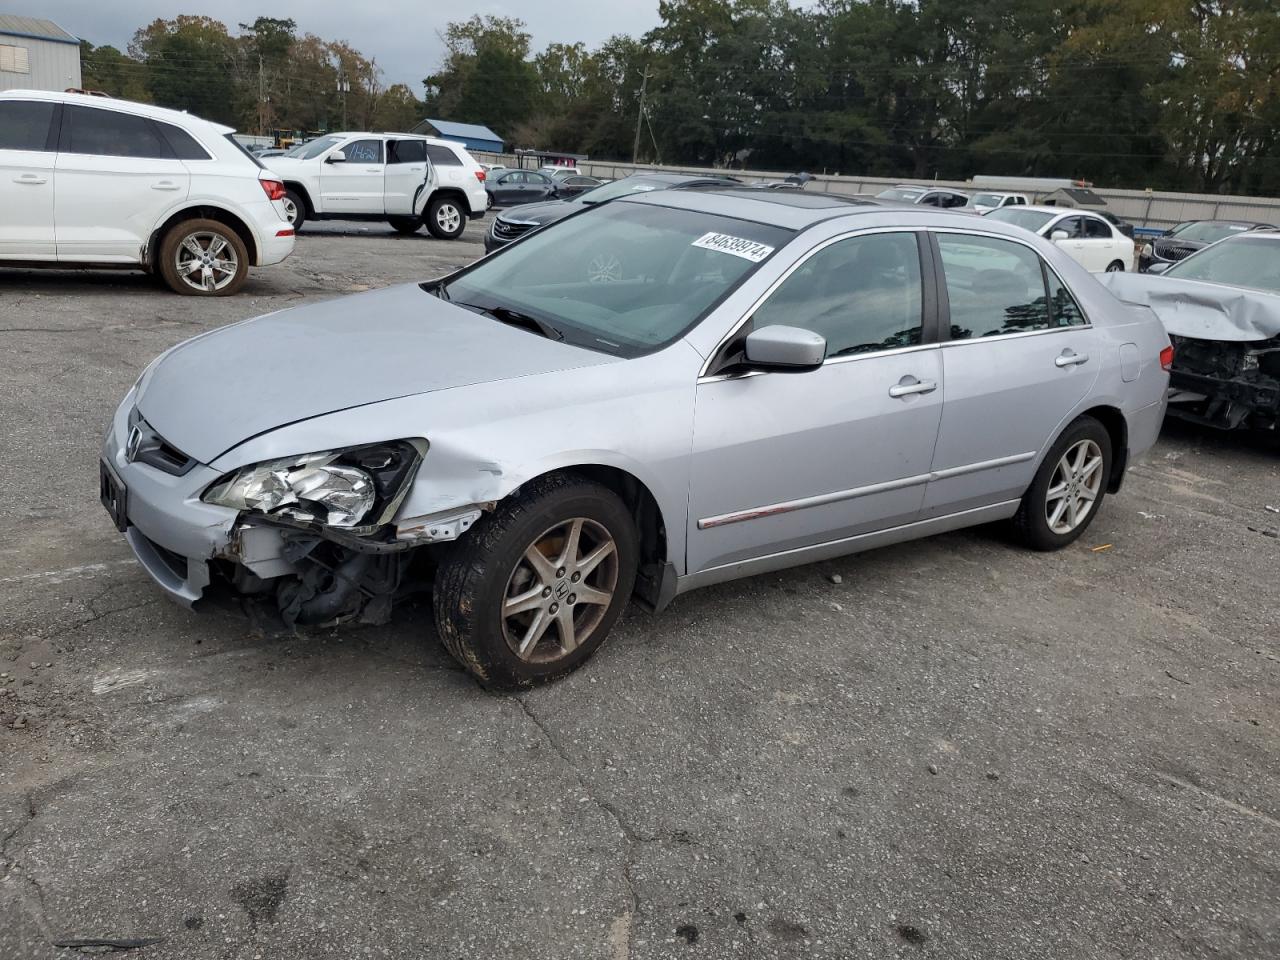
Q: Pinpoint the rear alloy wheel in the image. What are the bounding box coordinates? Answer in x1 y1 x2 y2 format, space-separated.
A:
485 192 494 210
426 196 466 240
387 216 422 235
433 475 638 689
282 189 306 231
158 219 249 296
1106 260 1125 272
1012 415 1112 550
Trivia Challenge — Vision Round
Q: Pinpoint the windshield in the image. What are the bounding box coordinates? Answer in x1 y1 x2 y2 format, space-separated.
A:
1166 236 1280 294
972 193 1006 207
877 188 924 202
985 208 1055 232
442 202 792 357
1170 221 1257 244
292 135 344 160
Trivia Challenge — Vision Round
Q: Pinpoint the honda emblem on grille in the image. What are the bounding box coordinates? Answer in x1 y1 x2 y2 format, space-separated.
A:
125 425 143 463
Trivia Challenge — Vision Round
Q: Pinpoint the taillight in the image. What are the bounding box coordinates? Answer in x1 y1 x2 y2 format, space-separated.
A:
260 178 286 201
474 170 486 182
1160 344 1174 371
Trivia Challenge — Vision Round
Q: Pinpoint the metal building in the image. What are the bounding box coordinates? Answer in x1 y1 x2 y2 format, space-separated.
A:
0 14 80 93
410 118 504 154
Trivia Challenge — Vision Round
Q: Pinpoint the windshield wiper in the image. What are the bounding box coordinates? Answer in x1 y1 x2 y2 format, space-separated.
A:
456 302 563 341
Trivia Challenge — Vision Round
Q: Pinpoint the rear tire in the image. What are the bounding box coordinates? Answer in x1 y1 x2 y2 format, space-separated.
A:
1106 260 1125 272
433 474 638 690
1012 415 1112 550
426 195 466 240
282 189 306 231
388 216 422 235
157 218 249 297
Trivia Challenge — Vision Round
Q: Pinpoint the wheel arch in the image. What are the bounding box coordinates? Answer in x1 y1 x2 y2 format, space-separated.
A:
520 463 674 611
281 181 316 217
427 186 471 216
149 205 259 268
1077 404 1129 493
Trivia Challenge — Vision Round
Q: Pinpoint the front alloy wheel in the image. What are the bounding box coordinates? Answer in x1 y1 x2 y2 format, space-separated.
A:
433 475 638 689
501 517 619 663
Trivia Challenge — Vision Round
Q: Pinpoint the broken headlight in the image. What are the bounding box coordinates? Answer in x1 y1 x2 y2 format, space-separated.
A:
202 439 427 534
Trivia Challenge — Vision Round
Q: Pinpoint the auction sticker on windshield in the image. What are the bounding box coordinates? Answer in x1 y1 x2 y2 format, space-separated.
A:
692 232 775 262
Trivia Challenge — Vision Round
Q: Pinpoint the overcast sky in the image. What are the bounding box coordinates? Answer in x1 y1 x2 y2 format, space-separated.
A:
34 1 664 89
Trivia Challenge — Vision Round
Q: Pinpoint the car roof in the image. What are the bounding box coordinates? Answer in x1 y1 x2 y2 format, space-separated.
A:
1008 205 1104 217
620 186 980 232
0 88 234 134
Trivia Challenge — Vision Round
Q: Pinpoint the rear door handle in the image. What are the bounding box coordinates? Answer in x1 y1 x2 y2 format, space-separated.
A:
1055 351 1090 368
14 174 47 184
888 377 938 398
151 180 181 191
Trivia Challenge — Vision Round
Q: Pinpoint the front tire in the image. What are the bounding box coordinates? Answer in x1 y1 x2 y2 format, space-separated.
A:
1012 415 1112 550
433 475 638 689
157 219 249 296
282 189 306 231
426 195 466 240
387 216 422 235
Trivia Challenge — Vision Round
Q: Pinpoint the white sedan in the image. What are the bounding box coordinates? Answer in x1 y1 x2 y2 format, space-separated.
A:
985 205 1133 273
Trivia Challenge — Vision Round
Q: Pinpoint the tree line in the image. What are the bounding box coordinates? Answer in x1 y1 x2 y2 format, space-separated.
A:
81 2 1280 196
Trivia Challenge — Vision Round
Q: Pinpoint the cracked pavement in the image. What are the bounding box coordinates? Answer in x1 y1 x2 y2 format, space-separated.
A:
2 220 1278 959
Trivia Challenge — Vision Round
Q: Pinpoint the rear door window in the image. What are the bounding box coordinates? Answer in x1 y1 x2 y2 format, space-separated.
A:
1083 217 1112 239
63 105 173 159
0 100 56 151
936 233 1053 338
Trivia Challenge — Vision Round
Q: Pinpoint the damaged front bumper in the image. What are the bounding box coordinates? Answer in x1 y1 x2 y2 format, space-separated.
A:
1167 335 1280 430
102 394 484 621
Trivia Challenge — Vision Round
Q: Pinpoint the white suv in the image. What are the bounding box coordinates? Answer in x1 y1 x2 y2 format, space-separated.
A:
0 90 295 296
265 133 487 240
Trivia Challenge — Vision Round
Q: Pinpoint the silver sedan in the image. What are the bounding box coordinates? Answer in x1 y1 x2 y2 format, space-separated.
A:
102 191 1171 688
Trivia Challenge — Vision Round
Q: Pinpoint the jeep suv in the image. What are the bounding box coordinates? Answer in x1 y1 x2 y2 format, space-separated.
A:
265 133 487 239
0 89 294 295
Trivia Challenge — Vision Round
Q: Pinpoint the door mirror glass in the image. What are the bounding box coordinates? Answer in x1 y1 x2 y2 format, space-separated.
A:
744 325 826 369
326 149 347 164
1050 229 1069 242
1145 262 1171 275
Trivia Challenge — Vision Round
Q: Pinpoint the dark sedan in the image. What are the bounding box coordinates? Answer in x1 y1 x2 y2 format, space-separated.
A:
554 174 605 198
483 172 741 253
485 169 562 208
1138 219 1274 272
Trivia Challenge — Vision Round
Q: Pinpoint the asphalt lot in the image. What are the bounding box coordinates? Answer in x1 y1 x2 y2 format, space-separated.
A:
1 219 1277 960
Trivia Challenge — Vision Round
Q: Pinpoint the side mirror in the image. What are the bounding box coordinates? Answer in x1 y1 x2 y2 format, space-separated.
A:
325 149 347 164
744 325 826 370
1050 229 1069 242
1145 262 1171 275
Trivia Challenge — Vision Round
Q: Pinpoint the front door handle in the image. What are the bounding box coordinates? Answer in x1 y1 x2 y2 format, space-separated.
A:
151 180 181 191
1055 351 1090 368
888 377 938 398
14 174 47 184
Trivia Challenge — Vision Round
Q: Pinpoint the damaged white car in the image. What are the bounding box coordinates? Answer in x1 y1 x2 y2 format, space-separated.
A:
1102 229 1280 435
103 190 1169 687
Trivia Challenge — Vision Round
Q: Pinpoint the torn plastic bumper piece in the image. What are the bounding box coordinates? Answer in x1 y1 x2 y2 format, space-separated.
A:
395 506 485 544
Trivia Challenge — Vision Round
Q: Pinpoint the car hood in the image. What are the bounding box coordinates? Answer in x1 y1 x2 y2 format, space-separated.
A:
136 283 615 463
496 200 578 227
1099 273 1280 342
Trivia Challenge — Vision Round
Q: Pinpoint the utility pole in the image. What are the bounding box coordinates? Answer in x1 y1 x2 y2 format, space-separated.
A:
257 55 266 137
632 66 652 165
337 73 351 129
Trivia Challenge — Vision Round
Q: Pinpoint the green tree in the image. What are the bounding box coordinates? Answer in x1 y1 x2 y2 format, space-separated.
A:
129 16 249 126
